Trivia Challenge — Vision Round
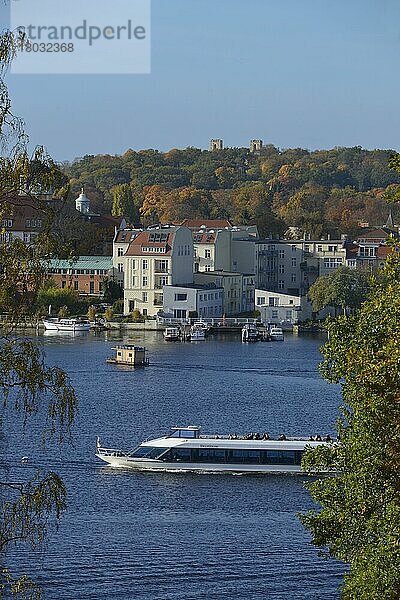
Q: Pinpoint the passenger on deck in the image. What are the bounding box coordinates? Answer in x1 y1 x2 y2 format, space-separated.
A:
315 434 322 441
263 432 270 440
279 434 286 441
325 435 332 443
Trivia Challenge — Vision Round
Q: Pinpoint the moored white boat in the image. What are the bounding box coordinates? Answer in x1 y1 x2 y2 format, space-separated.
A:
192 321 211 335
190 325 206 341
163 327 181 341
269 326 284 341
242 323 259 342
43 317 91 332
95 426 333 474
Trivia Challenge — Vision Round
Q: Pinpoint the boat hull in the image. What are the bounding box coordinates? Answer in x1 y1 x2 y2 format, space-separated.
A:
43 319 91 332
95 454 305 474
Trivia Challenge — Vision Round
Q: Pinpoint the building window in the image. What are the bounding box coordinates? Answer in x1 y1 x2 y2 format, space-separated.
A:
155 260 168 272
328 245 337 252
271 310 278 319
286 310 293 320
317 245 323 252
143 309 148 316
174 293 187 301
278 280 284 289
205 249 211 259
142 259 148 270
129 300 135 312
279 250 285 259
257 297 265 305
291 274 297 282
269 297 278 307
74 281 78 290
117 263 123 273
205 265 211 272
142 292 148 302
142 276 148 286
117 248 124 257
323 258 343 269
291 258 296 267
278 265 285 274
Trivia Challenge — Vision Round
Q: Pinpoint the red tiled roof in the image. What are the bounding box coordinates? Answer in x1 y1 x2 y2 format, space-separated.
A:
114 229 142 243
356 228 388 241
3 196 52 232
125 230 173 256
192 233 216 244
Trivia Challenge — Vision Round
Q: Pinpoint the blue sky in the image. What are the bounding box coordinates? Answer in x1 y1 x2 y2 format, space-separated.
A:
2 0 400 161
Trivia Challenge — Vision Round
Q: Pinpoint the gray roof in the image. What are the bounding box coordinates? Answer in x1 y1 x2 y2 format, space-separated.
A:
48 255 113 270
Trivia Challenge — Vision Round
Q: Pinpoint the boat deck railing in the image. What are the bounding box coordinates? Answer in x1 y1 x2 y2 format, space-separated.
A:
199 434 333 442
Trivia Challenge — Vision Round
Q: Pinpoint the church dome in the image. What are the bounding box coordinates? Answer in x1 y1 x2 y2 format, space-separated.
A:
76 187 90 214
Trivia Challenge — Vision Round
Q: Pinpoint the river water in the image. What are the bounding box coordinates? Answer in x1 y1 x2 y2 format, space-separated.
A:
4 330 343 599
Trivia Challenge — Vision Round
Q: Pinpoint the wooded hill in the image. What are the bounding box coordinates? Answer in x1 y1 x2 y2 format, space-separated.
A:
62 145 400 239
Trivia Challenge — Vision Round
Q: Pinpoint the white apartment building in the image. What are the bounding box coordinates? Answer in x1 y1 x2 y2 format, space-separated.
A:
194 271 250 316
255 289 312 325
289 238 347 277
112 227 143 285
255 237 349 296
163 284 224 320
122 225 194 316
181 220 257 275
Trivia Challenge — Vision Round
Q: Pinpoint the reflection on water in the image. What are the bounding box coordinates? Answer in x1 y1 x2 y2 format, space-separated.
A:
5 330 343 600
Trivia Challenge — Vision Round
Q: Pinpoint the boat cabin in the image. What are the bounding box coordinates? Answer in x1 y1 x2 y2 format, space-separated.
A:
107 345 148 366
169 426 200 439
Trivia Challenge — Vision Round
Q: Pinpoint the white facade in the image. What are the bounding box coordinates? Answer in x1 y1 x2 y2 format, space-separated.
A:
255 290 312 325
193 225 257 275
163 284 224 320
122 226 194 316
112 228 143 285
194 271 251 316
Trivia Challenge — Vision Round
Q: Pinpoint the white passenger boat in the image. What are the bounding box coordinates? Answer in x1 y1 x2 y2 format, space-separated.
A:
269 326 284 341
163 327 181 341
95 426 331 474
242 323 259 342
43 317 91 332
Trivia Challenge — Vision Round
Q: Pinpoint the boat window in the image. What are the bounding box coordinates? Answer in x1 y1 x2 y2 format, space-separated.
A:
130 446 168 459
163 448 192 461
262 450 303 465
170 429 198 438
198 448 226 463
228 449 261 464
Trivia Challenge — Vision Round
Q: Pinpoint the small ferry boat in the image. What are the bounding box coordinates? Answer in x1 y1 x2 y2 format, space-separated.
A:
163 327 181 341
43 317 91 332
106 345 148 366
269 326 284 341
242 323 259 342
95 426 331 474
